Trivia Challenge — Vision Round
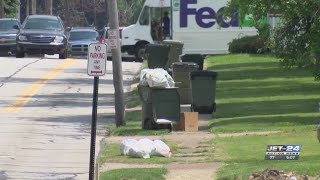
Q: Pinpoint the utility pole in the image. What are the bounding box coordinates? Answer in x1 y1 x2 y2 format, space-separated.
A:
45 0 52 15
30 0 36 15
107 0 125 127
93 0 96 26
0 0 4 18
65 0 69 26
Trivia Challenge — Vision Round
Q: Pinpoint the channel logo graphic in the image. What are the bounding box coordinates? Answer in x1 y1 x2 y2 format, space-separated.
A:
265 145 301 160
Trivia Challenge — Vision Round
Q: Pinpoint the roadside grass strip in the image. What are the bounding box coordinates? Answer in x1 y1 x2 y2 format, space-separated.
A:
100 168 167 180
207 54 320 133
206 54 320 179
213 131 320 179
4 58 76 113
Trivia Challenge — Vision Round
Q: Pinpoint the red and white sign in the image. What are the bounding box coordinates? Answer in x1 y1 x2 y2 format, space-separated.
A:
87 43 107 76
108 29 118 49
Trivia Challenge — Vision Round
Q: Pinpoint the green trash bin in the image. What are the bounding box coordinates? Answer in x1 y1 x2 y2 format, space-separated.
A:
181 54 205 70
162 40 184 70
172 62 199 104
138 85 180 130
145 44 171 69
190 70 218 114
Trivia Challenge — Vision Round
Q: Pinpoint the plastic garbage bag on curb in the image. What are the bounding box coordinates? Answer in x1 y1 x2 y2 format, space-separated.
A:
120 139 138 155
139 68 175 88
120 138 172 159
153 140 172 158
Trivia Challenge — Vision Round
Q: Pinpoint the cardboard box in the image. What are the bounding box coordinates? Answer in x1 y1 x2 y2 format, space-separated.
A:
176 112 198 132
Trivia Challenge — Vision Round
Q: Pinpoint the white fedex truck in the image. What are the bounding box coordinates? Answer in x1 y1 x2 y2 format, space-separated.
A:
120 0 257 61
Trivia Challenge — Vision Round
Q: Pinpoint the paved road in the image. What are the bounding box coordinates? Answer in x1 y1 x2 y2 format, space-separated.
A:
0 55 142 180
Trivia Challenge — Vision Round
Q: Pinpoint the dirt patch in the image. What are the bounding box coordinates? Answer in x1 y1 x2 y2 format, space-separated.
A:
165 162 223 180
216 131 281 138
249 169 314 180
100 163 163 172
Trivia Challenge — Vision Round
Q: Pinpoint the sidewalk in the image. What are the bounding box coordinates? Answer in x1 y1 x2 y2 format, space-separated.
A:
100 104 223 180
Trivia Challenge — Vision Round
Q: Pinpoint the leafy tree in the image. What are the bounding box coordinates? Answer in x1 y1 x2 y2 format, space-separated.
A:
118 0 145 25
3 0 19 18
226 0 320 78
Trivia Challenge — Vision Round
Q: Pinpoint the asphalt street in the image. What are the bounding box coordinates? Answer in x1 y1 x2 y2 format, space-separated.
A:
0 55 142 180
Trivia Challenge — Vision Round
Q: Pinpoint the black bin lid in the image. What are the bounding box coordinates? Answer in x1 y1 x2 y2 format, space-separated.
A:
191 70 218 79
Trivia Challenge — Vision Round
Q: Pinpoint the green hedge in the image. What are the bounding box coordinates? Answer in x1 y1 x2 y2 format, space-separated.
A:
228 35 267 54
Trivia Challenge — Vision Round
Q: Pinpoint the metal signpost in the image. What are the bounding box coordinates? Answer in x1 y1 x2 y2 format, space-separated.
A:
87 43 107 180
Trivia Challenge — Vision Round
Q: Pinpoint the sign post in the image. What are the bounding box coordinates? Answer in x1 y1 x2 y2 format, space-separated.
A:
87 43 107 180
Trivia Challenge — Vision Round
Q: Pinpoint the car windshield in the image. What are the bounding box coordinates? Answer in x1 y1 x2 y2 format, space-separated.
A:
24 18 62 30
69 31 98 41
0 20 18 31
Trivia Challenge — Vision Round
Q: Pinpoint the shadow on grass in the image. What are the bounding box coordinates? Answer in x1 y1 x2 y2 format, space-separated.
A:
110 110 169 136
216 98 319 118
100 168 167 180
211 115 318 129
218 84 320 100
205 54 320 132
208 55 312 80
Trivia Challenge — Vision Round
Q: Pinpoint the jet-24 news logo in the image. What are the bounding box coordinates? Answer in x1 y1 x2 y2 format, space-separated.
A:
265 145 301 160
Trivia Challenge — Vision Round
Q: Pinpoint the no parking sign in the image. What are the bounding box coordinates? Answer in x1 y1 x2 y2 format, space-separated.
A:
87 43 107 76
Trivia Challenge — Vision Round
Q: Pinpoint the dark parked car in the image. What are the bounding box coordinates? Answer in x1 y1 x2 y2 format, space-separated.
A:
0 18 21 55
15 15 68 59
67 27 99 56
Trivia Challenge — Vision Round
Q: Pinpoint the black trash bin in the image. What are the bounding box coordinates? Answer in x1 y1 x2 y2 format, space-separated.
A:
145 44 171 69
190 70 218 114
181 54 205 70
172 62 199 104
137 85 180 130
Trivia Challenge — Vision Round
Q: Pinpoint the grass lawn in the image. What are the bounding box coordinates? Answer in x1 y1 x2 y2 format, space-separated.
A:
207 54 320 133
126 87 140 108
100 168 167 180
206 54 320 179
214 131 320 179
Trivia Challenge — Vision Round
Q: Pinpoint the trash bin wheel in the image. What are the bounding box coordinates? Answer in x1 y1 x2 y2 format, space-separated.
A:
143 118 153 130
135 43 147 62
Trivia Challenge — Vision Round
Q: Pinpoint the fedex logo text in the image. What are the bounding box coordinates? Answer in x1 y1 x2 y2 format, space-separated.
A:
180 0 239 28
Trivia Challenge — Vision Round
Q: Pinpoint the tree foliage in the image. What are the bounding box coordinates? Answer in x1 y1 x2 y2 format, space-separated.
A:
226 0 320 78
117 0 145 26
3 0 19 18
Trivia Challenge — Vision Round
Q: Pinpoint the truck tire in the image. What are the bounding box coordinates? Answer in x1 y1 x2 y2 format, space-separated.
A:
16 51 25 58
135 43 147 62
59 50 68 59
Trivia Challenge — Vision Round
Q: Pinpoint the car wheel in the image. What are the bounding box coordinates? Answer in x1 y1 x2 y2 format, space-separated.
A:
59 50 68 59
16 51 25 58
134 43 147 62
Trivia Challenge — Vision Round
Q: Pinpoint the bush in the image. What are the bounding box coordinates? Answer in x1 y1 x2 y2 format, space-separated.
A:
228 35 267 54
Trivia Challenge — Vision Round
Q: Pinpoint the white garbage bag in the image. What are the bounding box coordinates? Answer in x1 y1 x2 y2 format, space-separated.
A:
139 69 152 86
139 68 175 88
127 138 156 159
152 140 172 158
120 139 138 155
120 138 172 158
